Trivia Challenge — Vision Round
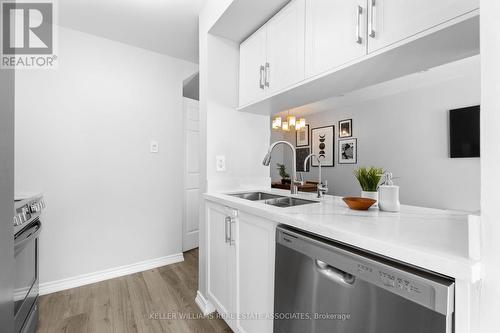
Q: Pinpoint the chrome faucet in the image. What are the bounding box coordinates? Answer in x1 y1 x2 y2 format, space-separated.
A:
304 154 329 198
263 141 304 195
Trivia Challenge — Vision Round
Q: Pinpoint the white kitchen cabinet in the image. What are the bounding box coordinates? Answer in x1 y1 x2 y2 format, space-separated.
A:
305 0 368 78
238 0 305 106
239 27 267 106
236 212 277 333
265 0 305 95
367 0 479 53
206 203 237 330
206 201 278 333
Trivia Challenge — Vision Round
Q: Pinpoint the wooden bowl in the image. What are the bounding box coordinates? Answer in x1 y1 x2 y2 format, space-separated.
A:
342 197 376 211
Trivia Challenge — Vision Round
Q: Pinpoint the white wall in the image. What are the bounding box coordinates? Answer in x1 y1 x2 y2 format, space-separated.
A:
15 27 198 284
272 57 481 212
479 1 500 331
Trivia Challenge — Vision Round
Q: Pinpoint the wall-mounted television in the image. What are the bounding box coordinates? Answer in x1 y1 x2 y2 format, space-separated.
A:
449 105 480 158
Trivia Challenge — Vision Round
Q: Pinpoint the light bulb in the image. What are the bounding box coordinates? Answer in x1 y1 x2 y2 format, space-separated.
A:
282 121 290 131
299 118 306 128
287 116 296 127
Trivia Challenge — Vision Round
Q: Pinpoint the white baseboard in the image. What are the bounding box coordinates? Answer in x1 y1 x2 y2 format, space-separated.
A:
195 290 216 316
39 253 184 296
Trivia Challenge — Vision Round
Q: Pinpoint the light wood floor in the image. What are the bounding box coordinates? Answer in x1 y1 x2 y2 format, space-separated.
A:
37 249 231 333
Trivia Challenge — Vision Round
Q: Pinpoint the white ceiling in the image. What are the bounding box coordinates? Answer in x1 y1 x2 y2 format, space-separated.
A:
59 0 205 63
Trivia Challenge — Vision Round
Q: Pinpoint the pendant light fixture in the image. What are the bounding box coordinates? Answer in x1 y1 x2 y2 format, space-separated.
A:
272 111 305 132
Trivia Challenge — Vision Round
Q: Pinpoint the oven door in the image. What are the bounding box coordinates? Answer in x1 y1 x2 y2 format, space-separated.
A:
14 219 41 333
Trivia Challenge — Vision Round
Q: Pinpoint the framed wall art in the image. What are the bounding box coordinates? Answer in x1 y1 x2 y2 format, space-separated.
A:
339 138 357 164
311 125 334 167
296 124 309 147
339 119 352 138
296 147 311 172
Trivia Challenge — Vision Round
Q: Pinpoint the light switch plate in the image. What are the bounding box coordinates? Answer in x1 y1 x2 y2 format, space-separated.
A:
150 141 159 153
216 155 226 171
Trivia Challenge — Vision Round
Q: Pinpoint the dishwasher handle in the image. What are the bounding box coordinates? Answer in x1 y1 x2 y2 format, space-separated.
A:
315 259 356 286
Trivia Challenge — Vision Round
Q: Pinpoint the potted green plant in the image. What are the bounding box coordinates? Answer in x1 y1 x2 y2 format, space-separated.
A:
354 167 384 203
277 163 291 185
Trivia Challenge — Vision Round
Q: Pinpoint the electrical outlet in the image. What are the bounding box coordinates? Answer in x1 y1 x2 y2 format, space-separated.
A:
150 141 159 153
216 155 226 171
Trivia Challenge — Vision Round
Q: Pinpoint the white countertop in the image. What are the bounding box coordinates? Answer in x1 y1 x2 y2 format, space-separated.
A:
204 189 481 282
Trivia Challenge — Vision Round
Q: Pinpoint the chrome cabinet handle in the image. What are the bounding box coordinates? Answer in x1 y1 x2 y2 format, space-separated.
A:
264 62 270 88
229 219 235 246
224 216 231 243
259 65 265 89
355 5 363 44
369 0 376 38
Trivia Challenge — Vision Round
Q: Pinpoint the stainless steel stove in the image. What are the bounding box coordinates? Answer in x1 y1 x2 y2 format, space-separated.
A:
13 194 44 333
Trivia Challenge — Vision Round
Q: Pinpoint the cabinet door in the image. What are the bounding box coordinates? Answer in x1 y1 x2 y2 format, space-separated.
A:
239 27 267 107
236 213 277 333
367 0 479 53
206 203 236 323
305 0 367 78
266 0 305 95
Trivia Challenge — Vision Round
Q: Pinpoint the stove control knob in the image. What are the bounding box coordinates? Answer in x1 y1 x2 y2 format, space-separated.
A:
15 213 25 225
13 216 19 226
30 204 39 213
40 200 46 209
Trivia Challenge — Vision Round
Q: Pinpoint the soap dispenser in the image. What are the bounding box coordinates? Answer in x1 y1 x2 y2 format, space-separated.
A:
378 172 400 212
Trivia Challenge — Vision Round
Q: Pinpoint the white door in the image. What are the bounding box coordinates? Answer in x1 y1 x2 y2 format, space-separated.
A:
367 0 479 53
266 0 306 95
236 212 277 333
183 98 200 251
239 26 267 107
305 0 367 78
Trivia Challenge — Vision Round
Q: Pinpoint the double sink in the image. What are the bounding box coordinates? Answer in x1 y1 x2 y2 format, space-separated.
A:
229 192 318 208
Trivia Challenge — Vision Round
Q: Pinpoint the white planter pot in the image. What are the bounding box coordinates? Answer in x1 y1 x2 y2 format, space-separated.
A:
361 191 379 207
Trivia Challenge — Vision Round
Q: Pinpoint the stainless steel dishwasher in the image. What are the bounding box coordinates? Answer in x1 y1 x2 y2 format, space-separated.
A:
274 226 455 333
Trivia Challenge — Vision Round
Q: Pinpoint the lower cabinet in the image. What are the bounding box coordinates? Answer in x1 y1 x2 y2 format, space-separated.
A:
206 203 237 330
236 212 277 333
206 202 277 333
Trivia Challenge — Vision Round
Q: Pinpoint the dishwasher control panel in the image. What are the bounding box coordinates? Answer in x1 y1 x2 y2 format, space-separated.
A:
355 261 431 306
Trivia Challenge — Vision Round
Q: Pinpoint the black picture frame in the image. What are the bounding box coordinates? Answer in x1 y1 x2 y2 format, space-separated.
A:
296 147 311 172
311 125 335 167
338 138 358 164
339 119 353 138
295 124 309 147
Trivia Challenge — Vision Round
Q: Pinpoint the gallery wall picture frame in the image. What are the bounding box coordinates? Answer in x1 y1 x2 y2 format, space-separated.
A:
339 119 353 138
296 147 311 172
339 138 358 164
311 125 334 167
296 124 309 147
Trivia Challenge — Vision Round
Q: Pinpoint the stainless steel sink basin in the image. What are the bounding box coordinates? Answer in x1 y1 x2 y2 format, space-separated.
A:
264 197 318 208
229 192 285 201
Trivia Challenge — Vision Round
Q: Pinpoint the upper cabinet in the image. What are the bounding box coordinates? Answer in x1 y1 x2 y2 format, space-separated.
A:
367 0 479 53
238 0 479 112
239 0 305 106
239 27 267 107
266 0 305 95
305 0 367 78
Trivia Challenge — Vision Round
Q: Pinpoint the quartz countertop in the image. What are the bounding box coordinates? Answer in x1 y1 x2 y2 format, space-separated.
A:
204 189 481 282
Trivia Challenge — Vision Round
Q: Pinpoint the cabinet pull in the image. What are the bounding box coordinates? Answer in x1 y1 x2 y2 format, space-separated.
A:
259 65 265 89
264 62 270 88
355 5 363 44
229 219 235 246
224 216 231 243
369 0 376 38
